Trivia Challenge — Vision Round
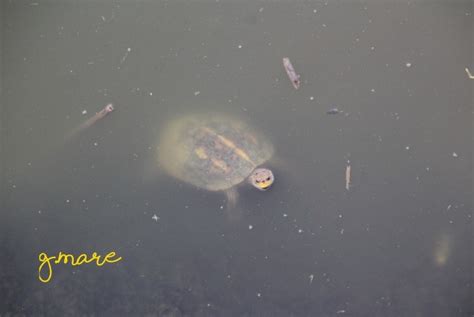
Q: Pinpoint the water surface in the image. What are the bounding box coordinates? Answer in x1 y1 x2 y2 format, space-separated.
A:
1 0 472 316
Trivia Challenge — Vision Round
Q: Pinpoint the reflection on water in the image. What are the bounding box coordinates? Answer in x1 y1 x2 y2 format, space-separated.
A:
1 0 472 315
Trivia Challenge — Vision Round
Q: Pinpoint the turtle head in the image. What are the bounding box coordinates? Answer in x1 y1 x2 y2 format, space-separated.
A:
249 168 274 191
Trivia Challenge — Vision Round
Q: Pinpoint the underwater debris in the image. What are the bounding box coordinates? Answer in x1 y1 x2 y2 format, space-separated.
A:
326 108 341 115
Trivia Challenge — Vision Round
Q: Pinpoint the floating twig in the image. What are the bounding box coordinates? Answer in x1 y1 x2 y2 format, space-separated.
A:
465 67 474 79
67 104 114 139
345 164 351 191
282 57 301 89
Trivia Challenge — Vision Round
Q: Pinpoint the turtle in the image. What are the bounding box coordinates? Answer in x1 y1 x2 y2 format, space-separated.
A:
157 114 275 209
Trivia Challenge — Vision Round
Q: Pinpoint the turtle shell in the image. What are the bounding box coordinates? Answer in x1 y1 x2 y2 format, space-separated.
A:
158 114 274 191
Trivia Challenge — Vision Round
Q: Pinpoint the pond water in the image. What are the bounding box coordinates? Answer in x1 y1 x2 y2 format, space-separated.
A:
1 0 472 316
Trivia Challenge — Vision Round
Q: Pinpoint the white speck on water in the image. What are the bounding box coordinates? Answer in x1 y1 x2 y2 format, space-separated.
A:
405 146 410 150
298 229 303 233
238 44 242 49
184 205 189 209
152 214 159 221
248 225 253 230
322 23 327 27
309 274 314 283
371 88 375 93
310 96 314 101
149 92 153 96
219 205 224 210
447 204 452 211
340 228 344 234
66 199 70 203
452 152 458 158
194 91 200 96
257 293 261 297
370 46 375 50
82 110 87 115
313 9 317 13
93 142 98 146
120 47 131 64
338 214 343 218
406 62 412 68
283 213 288 217
258 7 264 12
38 210 42 214
336 310 346 314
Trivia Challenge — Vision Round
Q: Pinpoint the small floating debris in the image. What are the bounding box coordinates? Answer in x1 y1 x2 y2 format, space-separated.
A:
465 67 474 79
452 152 458 158
345 163 351 191
309 274 314 284
120 47 131 64
67 103 114 139
282 57 301 89
152 214 160 222
194 91 201 96
326 108 341 115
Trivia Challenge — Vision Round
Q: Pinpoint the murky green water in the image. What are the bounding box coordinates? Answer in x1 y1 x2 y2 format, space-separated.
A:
1 0 472 316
